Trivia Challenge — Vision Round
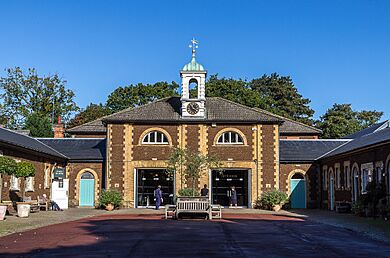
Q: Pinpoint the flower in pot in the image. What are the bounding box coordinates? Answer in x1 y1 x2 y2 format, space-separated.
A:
99 190 122 211
255 190 288 211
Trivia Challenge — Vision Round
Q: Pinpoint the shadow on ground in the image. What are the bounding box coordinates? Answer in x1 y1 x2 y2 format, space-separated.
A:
1 213 390 258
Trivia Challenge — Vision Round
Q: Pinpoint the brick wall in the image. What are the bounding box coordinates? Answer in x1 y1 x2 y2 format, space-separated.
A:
319 143 390 209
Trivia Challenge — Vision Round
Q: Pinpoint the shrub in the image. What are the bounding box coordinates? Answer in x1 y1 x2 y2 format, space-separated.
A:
99 190 122 208
255 190 288 210
178 188 200 197
15 161 36 178
0 156 17 175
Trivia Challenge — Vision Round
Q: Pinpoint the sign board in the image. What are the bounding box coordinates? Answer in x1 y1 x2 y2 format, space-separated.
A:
53 168 66 179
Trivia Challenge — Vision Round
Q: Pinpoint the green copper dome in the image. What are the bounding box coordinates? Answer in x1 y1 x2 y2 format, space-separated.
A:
182 56 205 71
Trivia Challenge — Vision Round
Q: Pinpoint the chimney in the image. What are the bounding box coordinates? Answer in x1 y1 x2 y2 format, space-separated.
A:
53 116 64 138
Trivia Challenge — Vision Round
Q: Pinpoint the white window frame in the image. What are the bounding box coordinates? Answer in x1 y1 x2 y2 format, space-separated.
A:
361 163 373 193
322 166 328 190
345 165 351 189
142 131 169 145
10 175 20 191
44 164 51 189
375 161 383 183
335 164 341 189
25 176 34 192
217 131 244 145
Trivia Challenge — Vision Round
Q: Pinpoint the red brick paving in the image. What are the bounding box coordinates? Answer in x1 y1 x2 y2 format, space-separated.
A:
0 213 389 257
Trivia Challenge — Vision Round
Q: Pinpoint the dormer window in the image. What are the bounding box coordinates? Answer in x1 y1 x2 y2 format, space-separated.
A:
142 131 169 145
217 131 244 145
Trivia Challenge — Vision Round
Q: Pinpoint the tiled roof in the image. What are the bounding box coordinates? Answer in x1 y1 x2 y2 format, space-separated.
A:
66 118 106 134
38 138 106 162
0 127 67 159
280 139 349 162
342 120 390 139
102 97 283 123
321 127 390 159
254 108 322 135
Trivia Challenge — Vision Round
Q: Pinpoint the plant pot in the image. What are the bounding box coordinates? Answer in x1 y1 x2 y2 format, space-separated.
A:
273 204 281 212
0 205 7 220
105 203 114 211
17 203 31 218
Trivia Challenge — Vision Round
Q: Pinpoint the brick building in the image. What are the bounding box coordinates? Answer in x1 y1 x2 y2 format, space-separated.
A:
0 47 389 210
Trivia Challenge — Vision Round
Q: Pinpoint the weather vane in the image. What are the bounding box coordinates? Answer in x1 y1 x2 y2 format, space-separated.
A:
189 37 199 58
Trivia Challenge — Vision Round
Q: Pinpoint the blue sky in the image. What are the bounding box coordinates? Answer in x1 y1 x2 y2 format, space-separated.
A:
0 1 389 119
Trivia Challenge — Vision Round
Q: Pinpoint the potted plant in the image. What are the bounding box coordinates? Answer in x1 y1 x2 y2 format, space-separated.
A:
0 156 17 220
99 190 122 211
255 190 288 211
14 161 36 218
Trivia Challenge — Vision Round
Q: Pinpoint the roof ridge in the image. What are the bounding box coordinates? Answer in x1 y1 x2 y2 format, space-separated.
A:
102 96 175 122
0 127 67 159
209 97 282 122
253 107 322 133
315 140 351 160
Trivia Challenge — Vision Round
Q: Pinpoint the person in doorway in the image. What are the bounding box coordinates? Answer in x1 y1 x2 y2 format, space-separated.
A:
229 186 237 208
201 184 209 197
154 185 163 210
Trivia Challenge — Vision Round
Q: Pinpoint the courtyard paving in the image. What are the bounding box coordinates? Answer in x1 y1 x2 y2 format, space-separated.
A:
1 210 390 257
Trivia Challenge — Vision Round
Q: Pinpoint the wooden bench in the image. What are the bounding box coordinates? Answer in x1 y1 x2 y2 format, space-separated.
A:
176 197 212 220
165 204 176 219
210 204 222 219
38 196 49 211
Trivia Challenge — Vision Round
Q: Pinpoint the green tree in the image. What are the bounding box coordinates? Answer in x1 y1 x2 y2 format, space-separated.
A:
24 113 53 137
204 74 315 125
167 147 221 195
204 75 263 108
249 73 314 125
67 103 111 128
0 156 17 201
316 103 383 139
0 67 79 128
106 81 179 113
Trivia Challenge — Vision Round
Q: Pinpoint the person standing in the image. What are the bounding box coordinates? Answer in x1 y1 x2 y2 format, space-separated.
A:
229 186 237 208
201 184 209 197
154 185 163 210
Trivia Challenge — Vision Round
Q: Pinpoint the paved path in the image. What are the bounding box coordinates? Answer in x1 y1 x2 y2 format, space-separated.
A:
1 213 390 257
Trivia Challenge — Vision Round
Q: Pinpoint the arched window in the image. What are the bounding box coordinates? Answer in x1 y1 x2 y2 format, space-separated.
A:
217 131 244 145
142 131 169 145
81 172 94 179
292 173 304 180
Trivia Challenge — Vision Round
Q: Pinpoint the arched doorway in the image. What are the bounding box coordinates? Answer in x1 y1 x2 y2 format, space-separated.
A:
290 173 306 208
329 169 335 210
352 166 359 202
79 172 95 206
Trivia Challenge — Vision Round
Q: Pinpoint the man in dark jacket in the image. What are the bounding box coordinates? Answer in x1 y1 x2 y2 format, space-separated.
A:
154 185 163 210
201 184 209 197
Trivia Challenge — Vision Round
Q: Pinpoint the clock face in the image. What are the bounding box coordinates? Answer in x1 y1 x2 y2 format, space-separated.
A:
187 102 200 115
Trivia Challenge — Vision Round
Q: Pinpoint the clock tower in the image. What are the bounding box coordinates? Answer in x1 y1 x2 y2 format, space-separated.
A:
180 38 207 119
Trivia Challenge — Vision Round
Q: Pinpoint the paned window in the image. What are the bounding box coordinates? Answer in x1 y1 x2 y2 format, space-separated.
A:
142 131 169 144
323 167 327 190
10 175 20 191
345 165 351 189
44 165 51 189
362 169 369 193
217 131 244 145
336 167 341 189
25 176 34 192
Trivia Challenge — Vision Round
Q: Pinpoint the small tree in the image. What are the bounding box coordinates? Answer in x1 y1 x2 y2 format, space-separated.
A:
0 156 17 202
15 161 36 199
167 147 221 196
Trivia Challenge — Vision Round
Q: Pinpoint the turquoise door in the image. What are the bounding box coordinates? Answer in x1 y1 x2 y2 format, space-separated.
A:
290 179 306 208
79 172 95 206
